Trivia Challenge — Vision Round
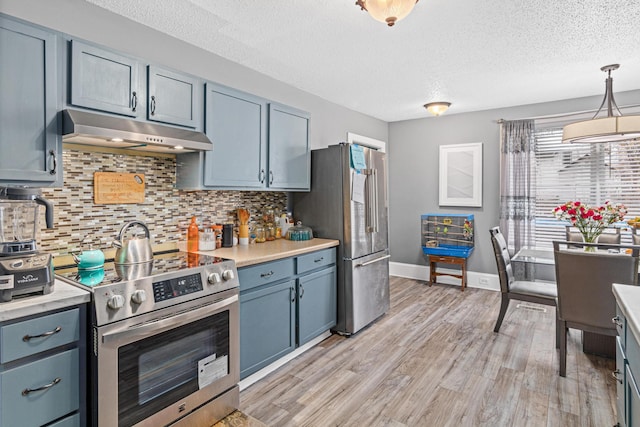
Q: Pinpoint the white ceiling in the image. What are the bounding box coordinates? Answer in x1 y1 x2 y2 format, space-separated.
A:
85 0 640 122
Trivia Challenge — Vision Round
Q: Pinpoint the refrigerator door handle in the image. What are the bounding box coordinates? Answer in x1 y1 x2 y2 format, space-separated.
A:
372 169 379 233
355 254 390 267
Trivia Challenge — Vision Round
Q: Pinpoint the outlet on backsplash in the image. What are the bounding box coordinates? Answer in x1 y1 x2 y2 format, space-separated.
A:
38 147 287 256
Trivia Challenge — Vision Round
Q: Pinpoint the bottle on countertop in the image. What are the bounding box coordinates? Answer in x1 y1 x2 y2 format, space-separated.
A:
187 216 199 252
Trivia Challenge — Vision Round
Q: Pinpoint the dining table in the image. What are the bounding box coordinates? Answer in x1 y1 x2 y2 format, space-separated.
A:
510 246 629 359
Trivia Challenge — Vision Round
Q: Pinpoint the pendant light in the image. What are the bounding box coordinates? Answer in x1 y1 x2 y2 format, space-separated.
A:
424 102 451 116
355 0 419 27
562 64 640 144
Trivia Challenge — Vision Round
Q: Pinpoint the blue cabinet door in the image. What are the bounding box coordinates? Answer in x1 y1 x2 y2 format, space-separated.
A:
297 266 337 346
147 65 202 129
70 40 141 117
268 103 310 191
203 83 267 188
0 17 61 186
239 279 296 379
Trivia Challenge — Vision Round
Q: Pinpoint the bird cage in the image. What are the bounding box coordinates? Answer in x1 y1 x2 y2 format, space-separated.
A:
421 213 475 257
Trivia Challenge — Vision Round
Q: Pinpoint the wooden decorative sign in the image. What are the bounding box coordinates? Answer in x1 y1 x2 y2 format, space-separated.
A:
94 172 145 204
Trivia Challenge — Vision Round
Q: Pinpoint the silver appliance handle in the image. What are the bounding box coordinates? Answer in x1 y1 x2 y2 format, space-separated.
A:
101 294 238 344
372 169 379 233
355 254 390 267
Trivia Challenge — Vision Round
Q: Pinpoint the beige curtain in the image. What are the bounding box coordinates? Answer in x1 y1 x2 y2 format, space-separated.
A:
499 120 536 255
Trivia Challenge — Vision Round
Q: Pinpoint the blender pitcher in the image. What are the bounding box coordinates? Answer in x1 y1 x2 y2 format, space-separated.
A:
0 188 54 255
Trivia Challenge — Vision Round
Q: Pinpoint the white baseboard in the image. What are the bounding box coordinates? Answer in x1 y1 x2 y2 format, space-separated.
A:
389 262 500 292
239 330 332 391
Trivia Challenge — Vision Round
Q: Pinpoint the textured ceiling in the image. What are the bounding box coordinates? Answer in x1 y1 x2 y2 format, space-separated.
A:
84 0 640 122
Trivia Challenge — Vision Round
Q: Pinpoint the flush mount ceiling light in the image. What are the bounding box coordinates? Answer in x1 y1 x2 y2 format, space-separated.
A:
562 64 640 144
355 0 419 27
424 102 451 116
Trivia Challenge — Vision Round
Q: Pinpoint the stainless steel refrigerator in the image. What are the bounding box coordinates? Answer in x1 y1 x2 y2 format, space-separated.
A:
293 143 390 335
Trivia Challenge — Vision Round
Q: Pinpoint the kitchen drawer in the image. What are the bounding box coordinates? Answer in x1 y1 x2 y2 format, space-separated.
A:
0 308 79 363
628 326 640 383
48 413 80 427
297 248 336 275
616 304 627 350
238 258 295 292
0 348 79 427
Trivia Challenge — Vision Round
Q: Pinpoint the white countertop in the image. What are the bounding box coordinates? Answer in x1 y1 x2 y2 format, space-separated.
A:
613 283 640 345
0 280 90 323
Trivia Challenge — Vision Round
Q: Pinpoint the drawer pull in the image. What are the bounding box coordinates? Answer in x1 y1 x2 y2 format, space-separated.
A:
314 257 324 263
612 316 623 328
612 369 623 384
22 377 61 396
23 326 62 342
260 271 274 278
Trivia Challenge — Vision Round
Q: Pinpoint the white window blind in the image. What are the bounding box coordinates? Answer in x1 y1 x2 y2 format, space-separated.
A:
533 126 640 247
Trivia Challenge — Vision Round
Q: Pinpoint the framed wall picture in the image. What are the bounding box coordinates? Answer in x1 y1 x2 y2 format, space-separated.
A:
439 142 483 207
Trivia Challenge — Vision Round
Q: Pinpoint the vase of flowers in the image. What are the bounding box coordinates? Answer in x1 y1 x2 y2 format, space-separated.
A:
553 201 627 250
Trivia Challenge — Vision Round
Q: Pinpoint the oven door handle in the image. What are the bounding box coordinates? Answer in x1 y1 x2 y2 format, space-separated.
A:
101 294 238 344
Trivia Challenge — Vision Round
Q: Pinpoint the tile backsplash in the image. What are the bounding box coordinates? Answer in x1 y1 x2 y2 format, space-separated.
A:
39 147 287 256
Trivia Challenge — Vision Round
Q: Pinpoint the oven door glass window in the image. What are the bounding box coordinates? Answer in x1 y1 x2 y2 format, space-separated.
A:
118 310 230 426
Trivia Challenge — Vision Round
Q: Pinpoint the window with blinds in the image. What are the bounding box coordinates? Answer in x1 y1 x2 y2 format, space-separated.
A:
533 126 640 247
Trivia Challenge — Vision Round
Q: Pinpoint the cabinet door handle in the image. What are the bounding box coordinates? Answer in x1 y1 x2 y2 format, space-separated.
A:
612 369 623 384
290 287 296 303
49 150 57 175
131 91 137 112
299 284 304 299
22 377 61 396
612 316 623 328
23 326 62 342
269 170 274 185
260 271 274 278
259 169 265 183
314 257 324 263
150 95 156 115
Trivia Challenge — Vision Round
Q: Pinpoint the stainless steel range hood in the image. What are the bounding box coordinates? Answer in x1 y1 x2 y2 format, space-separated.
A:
62 109 212 153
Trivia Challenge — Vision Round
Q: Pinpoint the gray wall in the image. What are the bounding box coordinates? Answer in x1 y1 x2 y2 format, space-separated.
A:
388 90 640 274
0 0 387 149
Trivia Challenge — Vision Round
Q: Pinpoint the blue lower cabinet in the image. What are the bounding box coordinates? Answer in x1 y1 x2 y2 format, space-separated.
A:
298 266 337 346
47 413 80 427
240 279 296 379
239 248 337 380
0 348 79 427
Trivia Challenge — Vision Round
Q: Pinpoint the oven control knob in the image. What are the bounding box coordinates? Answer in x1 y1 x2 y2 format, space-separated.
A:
222 269 235 281
107 294 125 310
207 272 221 284
131 289 147 304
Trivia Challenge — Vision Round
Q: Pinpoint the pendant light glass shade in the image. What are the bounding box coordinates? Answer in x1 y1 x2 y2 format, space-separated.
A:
562 64 640 144
355 0 419 27
424 102 451 116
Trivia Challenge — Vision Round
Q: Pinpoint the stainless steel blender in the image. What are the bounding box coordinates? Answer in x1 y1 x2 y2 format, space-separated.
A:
0 187 55 302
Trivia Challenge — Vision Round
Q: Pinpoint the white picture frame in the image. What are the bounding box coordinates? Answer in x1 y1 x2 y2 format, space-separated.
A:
439 142 483 207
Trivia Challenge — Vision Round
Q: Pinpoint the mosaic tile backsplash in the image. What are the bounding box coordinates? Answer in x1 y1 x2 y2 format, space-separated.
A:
39 148 287 256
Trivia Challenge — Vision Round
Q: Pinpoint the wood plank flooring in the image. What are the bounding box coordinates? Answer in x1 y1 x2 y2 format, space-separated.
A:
240 277 617 426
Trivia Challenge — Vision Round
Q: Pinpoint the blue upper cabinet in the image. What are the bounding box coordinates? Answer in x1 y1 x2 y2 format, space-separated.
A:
268 103 310 191
70 40 142 118
147 65 202 129
0 17 62 186
202 83 267 188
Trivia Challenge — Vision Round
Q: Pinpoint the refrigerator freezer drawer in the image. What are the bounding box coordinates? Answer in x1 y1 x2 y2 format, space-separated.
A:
341 251 390 335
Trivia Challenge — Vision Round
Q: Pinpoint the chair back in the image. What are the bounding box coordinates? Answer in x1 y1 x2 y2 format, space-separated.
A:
553 241 639 331
565 226 621 247
633 231 640 246
489 227 512 293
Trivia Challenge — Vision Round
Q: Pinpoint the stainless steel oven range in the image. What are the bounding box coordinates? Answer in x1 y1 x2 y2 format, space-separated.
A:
56 251 239 427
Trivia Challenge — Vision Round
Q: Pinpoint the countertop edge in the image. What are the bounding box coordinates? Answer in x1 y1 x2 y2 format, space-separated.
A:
613 283 640 344
0 280 91 323
183 238 340 267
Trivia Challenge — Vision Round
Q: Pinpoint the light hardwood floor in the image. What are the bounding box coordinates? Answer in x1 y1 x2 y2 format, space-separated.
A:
240 277 617 426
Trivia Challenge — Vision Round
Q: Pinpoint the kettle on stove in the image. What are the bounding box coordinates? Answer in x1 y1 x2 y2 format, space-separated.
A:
112 221 153 264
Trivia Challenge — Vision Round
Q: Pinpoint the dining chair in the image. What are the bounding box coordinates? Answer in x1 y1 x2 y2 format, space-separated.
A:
553 240 640 377
565 225 621 248
489 227 559 337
